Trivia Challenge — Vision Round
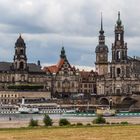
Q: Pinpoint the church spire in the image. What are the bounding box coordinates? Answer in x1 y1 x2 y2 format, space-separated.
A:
116 11 122 26
99 13 104 35
99 13 105 45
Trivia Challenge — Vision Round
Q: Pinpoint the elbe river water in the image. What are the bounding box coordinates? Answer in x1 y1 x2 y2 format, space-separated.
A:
0 112 140 121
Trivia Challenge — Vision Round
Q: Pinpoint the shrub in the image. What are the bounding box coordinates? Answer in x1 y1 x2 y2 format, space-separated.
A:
76 122 83 126
92 115 106 124
43 114 53 126
29 118 38 127
59 118 70 126
7 84 44 91
120 121 128 125
86 123 91 126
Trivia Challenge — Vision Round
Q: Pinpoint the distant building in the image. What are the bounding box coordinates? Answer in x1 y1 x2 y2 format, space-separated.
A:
95 12 140 108
79 70 97 95
0 35 50 104
43 47 97 99
43 47 80 98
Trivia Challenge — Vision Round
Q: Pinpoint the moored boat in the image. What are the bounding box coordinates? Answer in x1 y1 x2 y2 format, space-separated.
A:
18 106 39 114
96 107 116 117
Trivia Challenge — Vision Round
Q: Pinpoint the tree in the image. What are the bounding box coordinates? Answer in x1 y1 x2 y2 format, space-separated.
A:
43 114 53 126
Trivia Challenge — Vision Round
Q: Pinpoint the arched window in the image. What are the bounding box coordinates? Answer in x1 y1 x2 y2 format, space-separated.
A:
19 62 24 69
116 51 120 60
118 34 121 40
122 51 125 60
117 68 121 77
21 75 25 82
116 89 121 94
20 49 24 55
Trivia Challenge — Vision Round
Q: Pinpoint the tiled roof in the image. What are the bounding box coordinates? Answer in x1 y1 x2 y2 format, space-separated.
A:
57 59 65 69
79 70 97 77
43 58 66 73
80 71 90 77
46 65 58 73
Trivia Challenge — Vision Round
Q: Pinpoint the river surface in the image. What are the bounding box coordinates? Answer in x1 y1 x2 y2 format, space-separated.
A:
0 112 140 121
0 114 63 121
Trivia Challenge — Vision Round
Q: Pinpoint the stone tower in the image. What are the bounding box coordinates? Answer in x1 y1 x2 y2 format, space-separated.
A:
110 12 129 79
13 35 28 71
95 14 109 75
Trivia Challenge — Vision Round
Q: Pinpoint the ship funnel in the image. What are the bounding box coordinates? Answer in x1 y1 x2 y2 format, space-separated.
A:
21 97 25 105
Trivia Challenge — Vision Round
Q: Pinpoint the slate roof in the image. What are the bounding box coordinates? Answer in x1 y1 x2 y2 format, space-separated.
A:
0 62 12 71
27 63 43 73
0 62 44 73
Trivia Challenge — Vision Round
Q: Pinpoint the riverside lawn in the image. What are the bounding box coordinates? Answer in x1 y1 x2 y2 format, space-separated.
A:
0 125 140 140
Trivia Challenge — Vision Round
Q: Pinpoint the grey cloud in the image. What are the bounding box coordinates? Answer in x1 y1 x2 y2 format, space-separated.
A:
0 0 139 68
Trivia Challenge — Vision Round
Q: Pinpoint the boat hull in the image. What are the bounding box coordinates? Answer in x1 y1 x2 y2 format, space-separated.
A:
96 109 116 117
18 107 39 114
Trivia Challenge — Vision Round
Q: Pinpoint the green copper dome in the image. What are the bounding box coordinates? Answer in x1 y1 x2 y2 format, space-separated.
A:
60 47 66 59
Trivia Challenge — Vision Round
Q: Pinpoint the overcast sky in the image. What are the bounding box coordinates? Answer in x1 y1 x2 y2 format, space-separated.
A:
0 0 140 70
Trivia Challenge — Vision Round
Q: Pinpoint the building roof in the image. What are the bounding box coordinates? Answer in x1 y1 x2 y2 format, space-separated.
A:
46 65 58 73
43 58 66 74
0 61 43 73
15 35 25 47
57 59 65 69
0 62 12 71
27 63 43 73
79 70 97 77
95 44 108 53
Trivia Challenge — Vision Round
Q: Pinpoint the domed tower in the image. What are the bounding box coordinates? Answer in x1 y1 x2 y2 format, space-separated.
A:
95 14 109 75
13 35 27 71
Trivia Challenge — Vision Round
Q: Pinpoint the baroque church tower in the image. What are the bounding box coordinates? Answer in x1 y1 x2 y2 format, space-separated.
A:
13 35 28 71
95 14 109 75
110 12 129 79
13 35 28 84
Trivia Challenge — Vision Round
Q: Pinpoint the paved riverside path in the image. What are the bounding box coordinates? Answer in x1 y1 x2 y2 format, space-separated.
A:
0 116 140 128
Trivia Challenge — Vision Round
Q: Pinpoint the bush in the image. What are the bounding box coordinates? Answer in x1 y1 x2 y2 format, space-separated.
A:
7 84 44 91
120 121 128 125
29 118 38 127
92 115 106 124
43 114 53 126
86 123 91 126
76 122 83 126
59 118 70 126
